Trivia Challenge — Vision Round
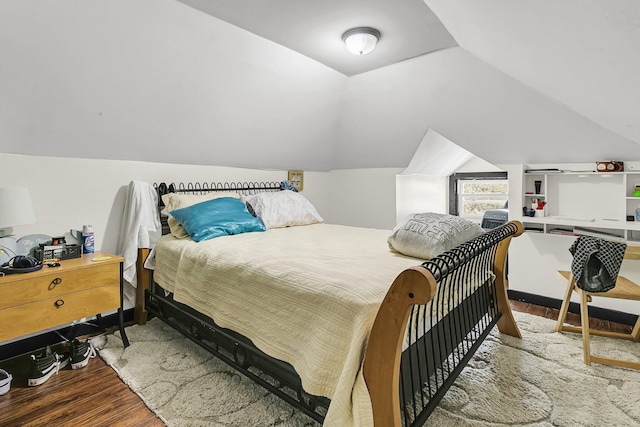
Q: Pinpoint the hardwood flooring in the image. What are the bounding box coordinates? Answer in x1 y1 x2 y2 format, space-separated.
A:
0 301 633 427
0 340 163 427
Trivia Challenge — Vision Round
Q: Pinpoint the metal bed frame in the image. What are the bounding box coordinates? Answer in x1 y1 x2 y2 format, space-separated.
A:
133 181 524 426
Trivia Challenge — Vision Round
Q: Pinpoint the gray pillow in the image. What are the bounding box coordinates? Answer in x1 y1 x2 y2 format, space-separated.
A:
388 212 485 259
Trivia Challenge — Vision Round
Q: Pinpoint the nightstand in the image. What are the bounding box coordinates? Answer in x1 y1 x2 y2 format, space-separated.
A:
0 251 129 347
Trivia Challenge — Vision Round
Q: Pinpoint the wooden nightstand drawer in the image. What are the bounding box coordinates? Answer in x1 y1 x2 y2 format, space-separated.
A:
0 263 119 310
0 251 129 347
0 283 120 342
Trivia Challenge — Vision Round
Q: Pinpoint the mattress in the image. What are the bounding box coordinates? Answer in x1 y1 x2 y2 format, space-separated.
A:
152 222 421 426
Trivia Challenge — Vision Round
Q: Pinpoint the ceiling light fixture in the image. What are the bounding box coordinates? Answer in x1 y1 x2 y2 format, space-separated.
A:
342 27 381 55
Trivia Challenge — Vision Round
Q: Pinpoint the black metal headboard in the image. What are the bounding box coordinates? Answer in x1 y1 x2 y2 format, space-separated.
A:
154 181 283 235
155 181 282 204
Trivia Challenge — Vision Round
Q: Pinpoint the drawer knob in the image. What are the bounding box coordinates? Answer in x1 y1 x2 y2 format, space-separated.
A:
48 278 62 290
54 299 65 308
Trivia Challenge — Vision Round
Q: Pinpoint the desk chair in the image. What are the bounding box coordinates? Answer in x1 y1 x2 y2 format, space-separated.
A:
555 245 640 370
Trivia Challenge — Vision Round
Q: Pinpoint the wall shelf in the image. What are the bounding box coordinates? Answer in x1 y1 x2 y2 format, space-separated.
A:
521 170 640 243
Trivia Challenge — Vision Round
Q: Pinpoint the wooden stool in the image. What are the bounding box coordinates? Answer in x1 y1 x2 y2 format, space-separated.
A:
555 246 640 370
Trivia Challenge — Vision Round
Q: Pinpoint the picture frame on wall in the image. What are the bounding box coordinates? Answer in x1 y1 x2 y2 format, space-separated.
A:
287 170 304 191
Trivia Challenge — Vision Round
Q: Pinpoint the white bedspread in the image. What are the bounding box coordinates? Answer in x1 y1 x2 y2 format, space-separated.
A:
153 223 421 426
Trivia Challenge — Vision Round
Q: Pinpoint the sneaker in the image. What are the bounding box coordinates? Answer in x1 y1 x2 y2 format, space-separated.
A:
70 339 96 370
0 369 11 395
27 346 69 387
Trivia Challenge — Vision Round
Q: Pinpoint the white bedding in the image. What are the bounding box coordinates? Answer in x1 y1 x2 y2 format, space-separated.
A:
152 223 422 426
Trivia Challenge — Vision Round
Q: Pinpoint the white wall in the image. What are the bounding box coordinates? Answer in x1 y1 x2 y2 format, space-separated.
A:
395 175 448 222
327 168 402 229
0 154 402 255
0 153 331 256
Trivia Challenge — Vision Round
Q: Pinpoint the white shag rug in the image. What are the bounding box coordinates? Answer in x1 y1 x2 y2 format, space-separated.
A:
96 311 640 426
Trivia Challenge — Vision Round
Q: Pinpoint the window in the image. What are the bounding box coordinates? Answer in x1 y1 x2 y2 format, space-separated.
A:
449 172 508 222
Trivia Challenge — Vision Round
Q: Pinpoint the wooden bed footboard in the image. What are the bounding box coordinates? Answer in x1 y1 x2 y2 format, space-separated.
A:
364 220 523 427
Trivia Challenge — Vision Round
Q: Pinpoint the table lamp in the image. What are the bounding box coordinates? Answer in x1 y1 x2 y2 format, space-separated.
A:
0 187 36 264
0 187 36 237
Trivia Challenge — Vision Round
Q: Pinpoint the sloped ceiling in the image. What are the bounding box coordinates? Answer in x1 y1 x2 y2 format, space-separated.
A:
333 48 640 169
174 0 640 167
1 0 639 172
177 0 457 76
424 0 640 152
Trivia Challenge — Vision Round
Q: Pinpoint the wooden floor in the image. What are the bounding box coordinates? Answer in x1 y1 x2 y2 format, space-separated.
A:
0 301 633 427
0 342 164 427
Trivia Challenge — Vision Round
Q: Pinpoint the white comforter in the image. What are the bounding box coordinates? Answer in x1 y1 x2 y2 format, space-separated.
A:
153 223 422 426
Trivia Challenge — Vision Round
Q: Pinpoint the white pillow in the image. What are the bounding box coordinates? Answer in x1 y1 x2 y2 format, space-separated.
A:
243 190 323 229
387 212 485 259
162 192 240 238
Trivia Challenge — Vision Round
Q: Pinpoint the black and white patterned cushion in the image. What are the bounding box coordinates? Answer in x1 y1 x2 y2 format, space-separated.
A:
569 235 626 293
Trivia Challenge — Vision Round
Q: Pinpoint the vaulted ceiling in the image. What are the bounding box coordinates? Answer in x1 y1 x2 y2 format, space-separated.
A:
1 1 639 171
177 0 458 76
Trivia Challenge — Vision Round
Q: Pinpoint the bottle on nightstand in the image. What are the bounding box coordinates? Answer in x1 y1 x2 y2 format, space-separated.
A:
82 225 94 254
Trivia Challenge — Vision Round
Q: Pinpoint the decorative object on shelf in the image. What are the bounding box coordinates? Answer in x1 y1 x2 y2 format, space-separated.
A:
596 161 624 173
530 199 546 215
633 184 640 197
535 180 542 194
342 27 381 55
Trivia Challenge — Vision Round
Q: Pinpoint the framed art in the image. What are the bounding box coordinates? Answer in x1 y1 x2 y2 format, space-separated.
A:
287 170 304 191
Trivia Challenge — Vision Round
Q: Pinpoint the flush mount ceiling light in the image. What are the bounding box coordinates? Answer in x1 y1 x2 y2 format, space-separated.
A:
342 27 381 55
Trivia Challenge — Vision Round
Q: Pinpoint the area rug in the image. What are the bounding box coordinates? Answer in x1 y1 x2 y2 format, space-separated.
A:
95 311 640 426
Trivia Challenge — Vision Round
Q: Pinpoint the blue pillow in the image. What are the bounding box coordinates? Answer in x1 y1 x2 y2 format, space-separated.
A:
169 197 265 242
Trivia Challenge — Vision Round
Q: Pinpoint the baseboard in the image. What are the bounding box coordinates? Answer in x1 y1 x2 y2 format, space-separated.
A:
0 308 134 361
508 290 638 326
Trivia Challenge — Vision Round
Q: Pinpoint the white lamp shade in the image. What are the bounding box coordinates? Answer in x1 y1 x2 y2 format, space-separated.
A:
0 187 37 229
343 27 380 55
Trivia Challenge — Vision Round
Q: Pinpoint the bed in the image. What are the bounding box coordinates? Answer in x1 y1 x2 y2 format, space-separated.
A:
131 181 524 426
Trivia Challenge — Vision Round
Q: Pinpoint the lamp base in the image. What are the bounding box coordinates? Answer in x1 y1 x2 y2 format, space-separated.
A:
0 235 17 265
